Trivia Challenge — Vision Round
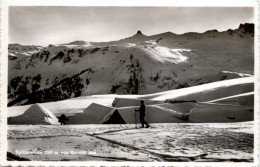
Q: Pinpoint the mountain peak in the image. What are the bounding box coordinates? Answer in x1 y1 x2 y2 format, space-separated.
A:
238 23 254 34
136 30 143 35
67 40 88 45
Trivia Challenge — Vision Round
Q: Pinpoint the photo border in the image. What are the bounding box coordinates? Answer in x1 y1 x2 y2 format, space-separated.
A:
0 0 259 166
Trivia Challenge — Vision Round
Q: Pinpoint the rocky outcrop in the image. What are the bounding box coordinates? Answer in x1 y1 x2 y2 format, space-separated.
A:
239 23 254 34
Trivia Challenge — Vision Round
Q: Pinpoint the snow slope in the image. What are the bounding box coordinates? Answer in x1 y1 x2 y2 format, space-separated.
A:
8 76 254 124
190 102 253 122
148 77 254 101
8 23 254 106
66 101 197 124
8 103 59 125
207 92 254 107
7 123 254 161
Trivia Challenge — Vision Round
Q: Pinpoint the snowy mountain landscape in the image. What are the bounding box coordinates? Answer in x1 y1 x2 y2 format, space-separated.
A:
8 23 254 106
7 23 255 162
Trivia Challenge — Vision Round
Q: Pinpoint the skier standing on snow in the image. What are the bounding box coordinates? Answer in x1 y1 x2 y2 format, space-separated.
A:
135 100 150 128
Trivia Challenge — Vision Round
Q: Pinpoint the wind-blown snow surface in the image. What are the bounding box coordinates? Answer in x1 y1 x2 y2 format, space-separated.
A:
8 77 254 124
8 24 254 106
143 46 189 63
8 122 253 161
7 77 254 161
147 77 254 101
8 103 59 125
207 92 254 107
6 24 255 162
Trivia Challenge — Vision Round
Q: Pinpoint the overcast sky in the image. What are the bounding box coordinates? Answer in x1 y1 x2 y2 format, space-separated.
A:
9 7 254 46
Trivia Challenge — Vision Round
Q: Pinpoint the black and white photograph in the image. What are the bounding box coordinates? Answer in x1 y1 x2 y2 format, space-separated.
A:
0 1 258 166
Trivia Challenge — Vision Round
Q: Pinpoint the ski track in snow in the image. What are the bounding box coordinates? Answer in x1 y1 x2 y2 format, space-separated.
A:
8 122 253 162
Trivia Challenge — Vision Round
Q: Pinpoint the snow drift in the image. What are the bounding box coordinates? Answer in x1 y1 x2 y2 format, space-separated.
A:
112 98 163 108
190 102 253 122
67 102 198 124
107 102 198 124
68 103 115 124
8 103 59 125
146 77 254 101
7 76 254 124
206 92 254 107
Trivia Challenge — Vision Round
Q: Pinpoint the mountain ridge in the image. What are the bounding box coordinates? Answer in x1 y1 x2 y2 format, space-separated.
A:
8 23 254 106
8 23 254 47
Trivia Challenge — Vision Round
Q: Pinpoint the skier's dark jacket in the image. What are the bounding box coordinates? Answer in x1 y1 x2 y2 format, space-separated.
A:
139 104 145 117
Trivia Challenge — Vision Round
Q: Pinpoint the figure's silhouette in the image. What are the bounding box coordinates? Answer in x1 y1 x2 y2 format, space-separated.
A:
58 114 69 125
135 100 149 128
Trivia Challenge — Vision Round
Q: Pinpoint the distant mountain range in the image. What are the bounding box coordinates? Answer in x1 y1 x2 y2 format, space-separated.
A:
8 23 254 106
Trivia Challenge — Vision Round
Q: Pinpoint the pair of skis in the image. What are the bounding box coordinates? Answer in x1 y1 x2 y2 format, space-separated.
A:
134 110 151 129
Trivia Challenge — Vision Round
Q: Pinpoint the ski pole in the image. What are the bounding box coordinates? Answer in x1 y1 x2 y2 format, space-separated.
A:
135 109 137 129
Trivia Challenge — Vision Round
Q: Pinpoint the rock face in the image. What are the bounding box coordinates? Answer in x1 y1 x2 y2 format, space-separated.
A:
136 30 143 35
66 40 90 45
8 23 254 106
239 23 254 34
